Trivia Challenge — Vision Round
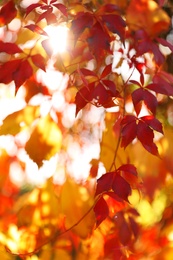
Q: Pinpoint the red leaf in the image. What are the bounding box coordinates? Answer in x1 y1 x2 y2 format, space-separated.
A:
94 197 109 227
121 115 136 125
118 164 138 177
101 64 112 78
137 120 159 156
31 54 46 71
101 14 126 41
121 120 137 148
134 30 164 65
112 174 131 201
143 90 158 115
119 219 132 245
117 164 139 188
75 84 93 115
141 115 163 134
0 59 21 84
25 24 48 36
71 12 94 39
0 41 23 54
132 88 144 115
25 3 42 16
0 0 17 25
79 68 97 78
92 83 109 106
95 172 114 196
53 3 67 17
37 9 57 24
132 88 158 115
146 73 173 96
87 22 111 60
130 80 142 87
13 60 33 90
102 80 118 97
129 216 139 239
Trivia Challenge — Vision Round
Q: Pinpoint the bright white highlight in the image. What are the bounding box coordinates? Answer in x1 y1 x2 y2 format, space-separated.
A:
45 25 69 55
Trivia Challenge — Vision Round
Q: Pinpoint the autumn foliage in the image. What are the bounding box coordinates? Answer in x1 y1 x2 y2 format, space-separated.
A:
1 0 173 259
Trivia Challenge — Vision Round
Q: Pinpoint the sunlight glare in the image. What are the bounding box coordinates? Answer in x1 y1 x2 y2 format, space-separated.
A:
44 25 69 55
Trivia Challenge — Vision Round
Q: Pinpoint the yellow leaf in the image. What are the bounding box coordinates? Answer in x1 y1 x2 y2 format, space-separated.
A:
0 105 40 136
60 178 95 239
25 115 62 167
100 112 130 171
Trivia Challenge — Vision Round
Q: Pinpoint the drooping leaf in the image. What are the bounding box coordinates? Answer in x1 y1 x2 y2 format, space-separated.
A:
112 174 131 201
31 54 46 71
141 115 163 134
0 106 40 136
13 59 33 91
0 59 21 84
137 120 159 156
24 24 48 36
94 197 109 228
132 88 158 115
95 172 114 196
0 0 17 26
25 115 62 167
121 116 137 148
60 178 95 239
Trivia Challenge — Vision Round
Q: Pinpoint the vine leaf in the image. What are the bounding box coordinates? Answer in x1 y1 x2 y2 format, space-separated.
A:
94 197 109 228
0 41 23 54
0 0 17 26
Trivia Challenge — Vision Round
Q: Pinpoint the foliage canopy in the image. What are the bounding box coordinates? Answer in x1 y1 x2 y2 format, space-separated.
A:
0 0 173 259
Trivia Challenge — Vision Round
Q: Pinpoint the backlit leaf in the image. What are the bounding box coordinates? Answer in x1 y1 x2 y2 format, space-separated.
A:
112 174 131 201
95 172 114 196
31 54 46 71
121 120 137 148
94 197 109 227
25 115 62 167
25 24 48 36
0 106 40 136
141 115 163 134
137 120 159 156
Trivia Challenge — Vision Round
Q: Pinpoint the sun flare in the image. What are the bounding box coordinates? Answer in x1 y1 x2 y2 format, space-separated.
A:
44 25 69 55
